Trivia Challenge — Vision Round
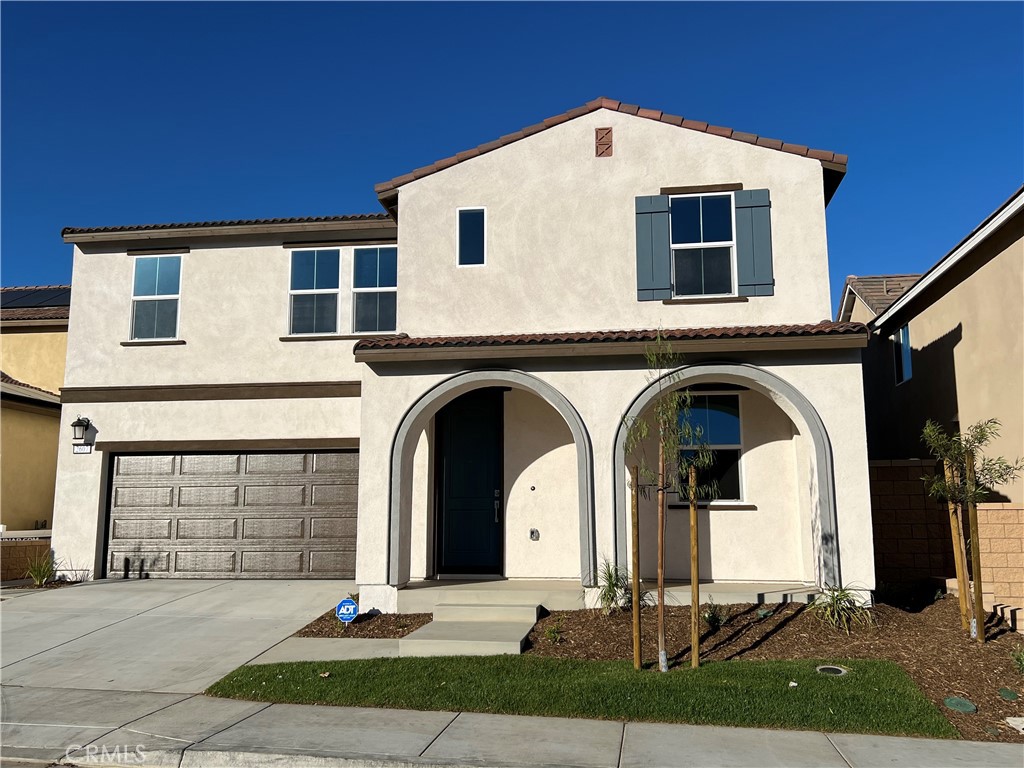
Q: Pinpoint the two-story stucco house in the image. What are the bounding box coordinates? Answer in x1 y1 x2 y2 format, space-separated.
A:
52 98 873 612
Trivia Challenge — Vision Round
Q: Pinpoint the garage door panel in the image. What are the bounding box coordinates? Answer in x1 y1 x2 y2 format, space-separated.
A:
107 450 357 579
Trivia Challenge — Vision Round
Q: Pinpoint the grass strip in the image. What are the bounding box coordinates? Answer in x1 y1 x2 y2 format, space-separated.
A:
207 656 956 738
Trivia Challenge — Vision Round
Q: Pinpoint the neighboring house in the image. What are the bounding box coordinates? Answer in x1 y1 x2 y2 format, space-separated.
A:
1 285 71 533
837 274 921 325
51 97 873 612
851 186 1024 610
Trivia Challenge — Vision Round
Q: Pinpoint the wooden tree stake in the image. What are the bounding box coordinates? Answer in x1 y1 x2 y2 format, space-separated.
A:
657 440 667 672
630 464 642 669
689 463 699 669
965 450 985 642
943 460 971 631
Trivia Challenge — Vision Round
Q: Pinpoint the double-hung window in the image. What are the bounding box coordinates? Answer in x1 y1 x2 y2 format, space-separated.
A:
893 324 912 384
670 193 736 297
290 249 340 335
352 246 397 333
131 255 181 340
679 393 742 501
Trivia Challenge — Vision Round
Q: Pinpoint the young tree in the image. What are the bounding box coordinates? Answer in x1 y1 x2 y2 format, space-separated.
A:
922 418 1023 642
625 335 716 670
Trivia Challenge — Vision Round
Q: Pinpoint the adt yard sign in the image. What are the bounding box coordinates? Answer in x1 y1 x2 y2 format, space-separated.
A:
336 598 358 623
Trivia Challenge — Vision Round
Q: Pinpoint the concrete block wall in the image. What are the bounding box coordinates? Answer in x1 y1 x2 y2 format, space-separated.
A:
976 503 1024 608
1 539 51 582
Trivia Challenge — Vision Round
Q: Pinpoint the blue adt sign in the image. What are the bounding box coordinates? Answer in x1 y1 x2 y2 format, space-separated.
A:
336 598 358 623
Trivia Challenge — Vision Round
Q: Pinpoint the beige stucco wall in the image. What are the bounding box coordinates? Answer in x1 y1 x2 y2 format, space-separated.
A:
866 212 1023 503
64 243 386 388
395 108 834 337
631 389 809 582
1 330 68 394
1 404 60 531
357 350 873 609
49 396 360 578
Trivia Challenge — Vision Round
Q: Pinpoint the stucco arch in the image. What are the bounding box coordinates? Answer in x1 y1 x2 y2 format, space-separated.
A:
613 362 841 586
388 369 597 587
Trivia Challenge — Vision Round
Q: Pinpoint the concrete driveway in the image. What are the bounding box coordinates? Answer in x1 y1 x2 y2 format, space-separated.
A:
1 579 351 693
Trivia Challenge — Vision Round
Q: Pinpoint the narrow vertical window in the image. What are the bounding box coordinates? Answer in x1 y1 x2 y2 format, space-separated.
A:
457 208 486 266
893 324 912 384
131 255 181 339
289 249 339 335
352 246 397 333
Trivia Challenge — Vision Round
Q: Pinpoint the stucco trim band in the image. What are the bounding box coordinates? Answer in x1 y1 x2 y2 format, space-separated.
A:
61 381 361 403
96 438 359 453
387 369 597 588
612 362 841 587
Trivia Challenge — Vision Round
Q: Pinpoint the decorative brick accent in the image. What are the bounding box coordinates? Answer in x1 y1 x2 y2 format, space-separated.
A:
1 539 51 582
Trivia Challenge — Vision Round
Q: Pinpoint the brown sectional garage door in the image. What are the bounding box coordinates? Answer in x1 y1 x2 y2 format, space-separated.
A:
106 451 357 578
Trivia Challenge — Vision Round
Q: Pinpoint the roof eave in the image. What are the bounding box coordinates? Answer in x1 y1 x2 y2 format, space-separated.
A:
62 218 396 244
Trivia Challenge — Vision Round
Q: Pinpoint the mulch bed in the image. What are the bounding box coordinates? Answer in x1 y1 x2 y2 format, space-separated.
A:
526 595 1024 743
296 611 432 639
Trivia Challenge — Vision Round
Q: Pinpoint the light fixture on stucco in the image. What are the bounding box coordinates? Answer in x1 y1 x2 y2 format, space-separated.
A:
71 415 92 442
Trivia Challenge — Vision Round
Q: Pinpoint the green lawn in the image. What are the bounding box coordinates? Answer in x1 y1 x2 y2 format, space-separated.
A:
207 656 956 738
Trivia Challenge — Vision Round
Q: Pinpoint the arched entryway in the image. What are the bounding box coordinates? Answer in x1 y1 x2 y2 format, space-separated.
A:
612 363 841 586
387 369 597 587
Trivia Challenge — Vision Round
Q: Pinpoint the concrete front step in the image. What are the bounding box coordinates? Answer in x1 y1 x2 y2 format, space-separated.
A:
433 602 541 623
399 620 536 657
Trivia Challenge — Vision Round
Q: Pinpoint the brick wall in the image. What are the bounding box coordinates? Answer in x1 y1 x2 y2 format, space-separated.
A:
977 503 1024 609
869 460 957 586
1 538 51 582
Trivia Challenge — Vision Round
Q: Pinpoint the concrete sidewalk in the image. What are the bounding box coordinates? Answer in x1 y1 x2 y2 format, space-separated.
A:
2 685 1021 768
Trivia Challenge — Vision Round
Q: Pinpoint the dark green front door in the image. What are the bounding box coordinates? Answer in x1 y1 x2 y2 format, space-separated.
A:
435 388 503 575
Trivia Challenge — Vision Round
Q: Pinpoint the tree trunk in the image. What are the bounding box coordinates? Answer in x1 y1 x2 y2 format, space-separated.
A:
943 461 971 631
965 450 985 642
689 464 699 669
630 464 642 669
657 441 667 673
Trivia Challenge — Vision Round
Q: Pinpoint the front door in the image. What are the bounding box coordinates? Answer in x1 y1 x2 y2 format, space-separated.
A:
435 388 503 575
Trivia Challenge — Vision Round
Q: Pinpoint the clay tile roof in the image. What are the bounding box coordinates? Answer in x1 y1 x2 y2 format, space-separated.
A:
844 275 922 315
0 371 59 399
354 321 866 352
374 97 848 201
61 213 391 238
1 285 72 322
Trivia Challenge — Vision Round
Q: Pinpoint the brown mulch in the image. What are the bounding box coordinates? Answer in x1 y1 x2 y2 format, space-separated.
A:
527 596 1024 743
296 611 432 639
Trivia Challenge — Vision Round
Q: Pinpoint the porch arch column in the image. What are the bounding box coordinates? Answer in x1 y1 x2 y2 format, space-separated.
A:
612 362 842 587
388 369 597 587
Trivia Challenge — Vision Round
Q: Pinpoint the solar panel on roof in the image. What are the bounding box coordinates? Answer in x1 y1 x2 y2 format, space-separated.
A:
0 290 36 307
1 289 72 308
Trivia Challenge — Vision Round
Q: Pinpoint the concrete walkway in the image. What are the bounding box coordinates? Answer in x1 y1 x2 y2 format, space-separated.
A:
2 686 1021 767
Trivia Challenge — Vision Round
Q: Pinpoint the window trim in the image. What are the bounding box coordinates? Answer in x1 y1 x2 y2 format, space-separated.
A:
287 248 342 337
350 245 398 335
893 324 913 385
668 191 738 299
456 206 487 268
130 254 182 341
678 390 745 503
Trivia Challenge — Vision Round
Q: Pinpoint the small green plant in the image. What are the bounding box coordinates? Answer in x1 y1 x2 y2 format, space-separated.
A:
595 559 653 615
544 619 564 645
701 598 725 632
811 584 872 635
1011 645 1024 675
25 551 57 587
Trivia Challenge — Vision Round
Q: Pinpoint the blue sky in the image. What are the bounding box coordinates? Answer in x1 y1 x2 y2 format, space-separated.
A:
2 2 1022 315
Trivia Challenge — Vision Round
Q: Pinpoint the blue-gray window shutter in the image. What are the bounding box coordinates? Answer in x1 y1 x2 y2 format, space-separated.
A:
635 195 672 301
735 189 774 296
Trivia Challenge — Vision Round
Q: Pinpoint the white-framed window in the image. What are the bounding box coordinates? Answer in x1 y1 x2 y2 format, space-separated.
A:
131 255 181 340
352 246 397 333
893 324 912 384
669 192 737 297
457 207 486 267
679 392 743 501
289 249 340 335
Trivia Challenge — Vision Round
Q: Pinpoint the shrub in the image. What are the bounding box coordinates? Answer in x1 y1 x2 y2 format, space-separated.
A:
544 619 564 645
25 551 57 587
811 584 872 635
1012 645 1024 675
701 598 725 632
596 559 653 615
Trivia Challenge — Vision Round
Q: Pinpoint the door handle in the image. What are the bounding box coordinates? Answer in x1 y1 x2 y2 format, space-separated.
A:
494 499 500 523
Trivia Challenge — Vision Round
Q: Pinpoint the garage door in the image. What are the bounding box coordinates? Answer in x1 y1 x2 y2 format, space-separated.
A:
106 451 357 578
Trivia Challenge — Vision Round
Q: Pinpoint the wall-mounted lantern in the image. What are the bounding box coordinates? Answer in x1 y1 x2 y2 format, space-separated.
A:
71 415 92 442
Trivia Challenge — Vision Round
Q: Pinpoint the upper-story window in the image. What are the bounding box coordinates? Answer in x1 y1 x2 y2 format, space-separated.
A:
670 193 736 297
131 255 181 340
457 207 486 266
893 324 912 384
289 249 340 335
679 393 742 501
353 247 397 333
